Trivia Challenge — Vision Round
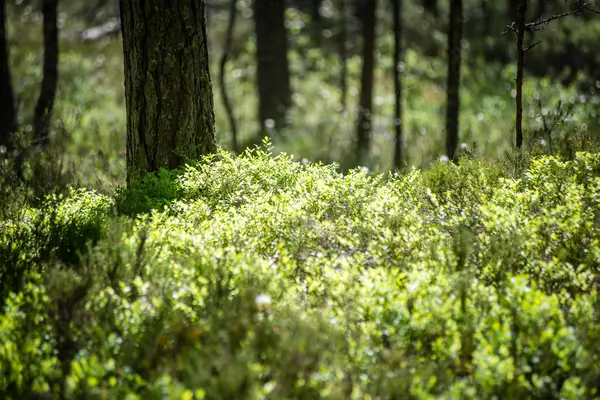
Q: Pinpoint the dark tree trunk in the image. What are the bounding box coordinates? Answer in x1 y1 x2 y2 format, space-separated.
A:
253 0 291 133
423 0 438 16
310 0 322 46
311 0 322 25
445 0 463 160
355 0 376 166
515 0 527 148
220 0 239 154
120 0 216 188
339 0 348 112
535 0 546 17
480 0 492 35
508 0 519 20
34 0 59 147
392 0 403 169
0 0 17 150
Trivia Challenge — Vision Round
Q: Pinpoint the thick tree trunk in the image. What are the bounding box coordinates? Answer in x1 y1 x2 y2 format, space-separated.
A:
253 0 291 133
355 0 377 166
34 0 59 147
392 0 403 169
120 0 216 188
220 0 238 153
423 0 438 16
515 0 527 148
445 0 463 160
0 0 17 150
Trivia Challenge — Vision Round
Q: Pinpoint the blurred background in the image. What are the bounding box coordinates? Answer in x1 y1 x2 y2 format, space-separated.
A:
2 0 600 194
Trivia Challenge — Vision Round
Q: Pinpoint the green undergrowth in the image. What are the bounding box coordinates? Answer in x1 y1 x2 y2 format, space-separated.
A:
2 145 600 399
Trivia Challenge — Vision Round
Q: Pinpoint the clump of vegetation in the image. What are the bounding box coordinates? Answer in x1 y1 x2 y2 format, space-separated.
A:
2 145 600 398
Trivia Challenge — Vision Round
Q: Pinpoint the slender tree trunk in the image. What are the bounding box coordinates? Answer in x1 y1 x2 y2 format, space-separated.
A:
355 0 377 166
445 0 463 160
480 0 492 35
0 0 17 150
253 0 291 134
311 0 322 45
515 0 527 148
120 0 216 188
220 0 239 154
392 0 403 169
311 0 322 23
508 0 519 20
535 0 546 17
423 0 438 16
34 0 59 147
339 0 348 112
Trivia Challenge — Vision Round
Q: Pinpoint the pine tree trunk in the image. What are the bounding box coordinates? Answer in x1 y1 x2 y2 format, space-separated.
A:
515 0 527 148
220 0 239 153
120 0 216 188
508 0 519 20
253 0 291 133
34 0 59 147
445 0 463 160
0 0 16 150
423 0 438 16
392 0 403 169
339 0 348 113
355 0 377 166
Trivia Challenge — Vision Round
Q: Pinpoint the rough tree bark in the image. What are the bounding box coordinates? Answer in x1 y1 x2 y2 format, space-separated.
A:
392 0 404 169
253 0 291 133
0 0 17 150
120 0 216 188
445 0 463 160
220 0 238 153
355 0 377 166
34 0 59 147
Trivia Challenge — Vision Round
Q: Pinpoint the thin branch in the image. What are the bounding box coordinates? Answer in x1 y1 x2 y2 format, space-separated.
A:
524 40 542 52
524 3 589 31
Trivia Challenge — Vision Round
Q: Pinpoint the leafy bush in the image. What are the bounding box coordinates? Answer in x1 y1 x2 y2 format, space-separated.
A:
0 189 114 301
2 148 600 398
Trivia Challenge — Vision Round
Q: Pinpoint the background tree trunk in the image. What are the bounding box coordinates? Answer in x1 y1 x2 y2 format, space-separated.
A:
0 0 17 150
253 0 291 134
508 0 519 20
34 0 59 147
355 0 377 166
535 0 547 18
445 0 463 160
120 0 216 188
515 0 527 148
339 0 348 113
220 0 239 154
423 0 438 17
392 0 403 169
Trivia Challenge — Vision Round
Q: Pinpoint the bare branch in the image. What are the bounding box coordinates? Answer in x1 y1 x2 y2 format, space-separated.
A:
524 3 589 31
524 40 542 52
502 23 518 35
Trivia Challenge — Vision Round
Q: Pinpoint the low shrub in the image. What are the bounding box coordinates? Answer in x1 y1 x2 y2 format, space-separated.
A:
2 147 600 399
